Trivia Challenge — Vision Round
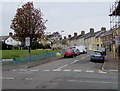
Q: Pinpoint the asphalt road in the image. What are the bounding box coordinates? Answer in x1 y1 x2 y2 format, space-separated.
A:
2 51 118 89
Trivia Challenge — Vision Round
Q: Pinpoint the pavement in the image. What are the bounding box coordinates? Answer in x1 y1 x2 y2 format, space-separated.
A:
102 51 119 73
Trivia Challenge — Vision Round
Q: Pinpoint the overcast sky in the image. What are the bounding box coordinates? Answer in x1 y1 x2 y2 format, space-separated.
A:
1 1 115 37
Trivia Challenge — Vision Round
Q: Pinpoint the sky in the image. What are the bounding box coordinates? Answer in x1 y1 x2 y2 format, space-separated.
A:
1 0 115 38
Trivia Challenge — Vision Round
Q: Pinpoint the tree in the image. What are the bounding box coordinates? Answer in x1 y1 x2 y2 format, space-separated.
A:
10 2 47 44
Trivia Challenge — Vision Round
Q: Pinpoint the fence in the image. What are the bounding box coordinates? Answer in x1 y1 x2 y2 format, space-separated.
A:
2 51 65 66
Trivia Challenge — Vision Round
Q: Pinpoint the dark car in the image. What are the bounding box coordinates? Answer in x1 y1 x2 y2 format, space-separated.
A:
98 47 106 55
90 51 105 63
64 49 76 58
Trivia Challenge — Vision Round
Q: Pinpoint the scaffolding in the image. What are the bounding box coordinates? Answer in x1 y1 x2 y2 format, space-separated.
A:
109 0 120 59
110 0 120 30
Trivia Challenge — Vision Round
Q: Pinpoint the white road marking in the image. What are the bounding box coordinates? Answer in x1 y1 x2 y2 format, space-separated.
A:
12 69 17 71
98 71 107 74
19 69 27 71
2 77 15 80
86 70 94 73
30 70 39 72
81 57 85 59
108 70 118 72
71 60 78 64
67 80 117 84
43 70 50 72
57 64 68 69
25 78 32 80
53 69 62 72
73 69 82 72
63 69 71 72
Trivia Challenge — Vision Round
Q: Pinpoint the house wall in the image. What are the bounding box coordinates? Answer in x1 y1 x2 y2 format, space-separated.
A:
5 37 21 46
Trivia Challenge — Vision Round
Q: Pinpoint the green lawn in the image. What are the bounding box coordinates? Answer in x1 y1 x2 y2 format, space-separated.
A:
1 50 61 59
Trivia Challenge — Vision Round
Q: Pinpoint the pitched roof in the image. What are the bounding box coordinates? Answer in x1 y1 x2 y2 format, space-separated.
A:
95 31 105 38
69 35 78 40
0 36 9 41
85 31 100 39
100 29 113 36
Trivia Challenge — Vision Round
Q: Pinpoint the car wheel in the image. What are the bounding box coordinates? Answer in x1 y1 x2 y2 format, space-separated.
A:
90 59 92 62
72 55 75 58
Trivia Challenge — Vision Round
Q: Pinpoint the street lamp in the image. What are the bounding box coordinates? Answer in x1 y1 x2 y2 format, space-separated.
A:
61 30 64 39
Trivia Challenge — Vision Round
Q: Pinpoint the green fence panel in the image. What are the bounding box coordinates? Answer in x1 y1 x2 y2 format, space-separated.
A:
2 51 65 66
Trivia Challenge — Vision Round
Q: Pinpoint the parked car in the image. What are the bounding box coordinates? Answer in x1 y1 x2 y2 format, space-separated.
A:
98 47 106 55
71 47 80 55
90 50 105 63
64 49 76 58
73 46 87 54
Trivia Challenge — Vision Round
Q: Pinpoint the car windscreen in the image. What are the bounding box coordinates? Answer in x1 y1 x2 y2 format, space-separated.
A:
99 48 105 51
92 52 101 55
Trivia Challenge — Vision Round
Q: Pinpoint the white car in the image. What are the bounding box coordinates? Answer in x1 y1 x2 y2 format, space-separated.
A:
72 46 87 54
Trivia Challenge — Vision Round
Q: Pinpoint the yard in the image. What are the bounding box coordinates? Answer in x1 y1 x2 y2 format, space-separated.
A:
1 50 61 59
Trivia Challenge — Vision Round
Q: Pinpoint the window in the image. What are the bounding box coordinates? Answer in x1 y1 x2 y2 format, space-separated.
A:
106 36 108 41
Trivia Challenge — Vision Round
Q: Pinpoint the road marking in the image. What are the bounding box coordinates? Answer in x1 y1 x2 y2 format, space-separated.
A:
108 70 118 72
19 69 27 71
71 60 78 64
57 64 68 69
12 69 17 71
63 69 71 72
73 69 82 72
2 77 15 80
67 80 117 84
53 69 62 72
98 70 107 74
81 57 85 59
43 70 50 72
86 70 94 73
25 77 32 80
30 70 39 72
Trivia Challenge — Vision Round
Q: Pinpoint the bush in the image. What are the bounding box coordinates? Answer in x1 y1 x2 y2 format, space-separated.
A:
31 42 40 49
31 42 51 49
1 42 12 50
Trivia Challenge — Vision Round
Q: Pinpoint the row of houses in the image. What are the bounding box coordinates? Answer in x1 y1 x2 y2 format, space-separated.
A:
61 27 114 51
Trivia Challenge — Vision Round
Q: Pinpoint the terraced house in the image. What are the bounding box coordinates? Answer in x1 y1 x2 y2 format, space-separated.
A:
67 27 107 50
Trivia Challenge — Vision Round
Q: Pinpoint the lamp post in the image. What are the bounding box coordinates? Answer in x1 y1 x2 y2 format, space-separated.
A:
61 30 64 50
61 30 64 39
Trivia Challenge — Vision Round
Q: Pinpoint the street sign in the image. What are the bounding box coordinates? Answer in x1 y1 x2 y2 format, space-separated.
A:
115 36 120 45
25 37 30 46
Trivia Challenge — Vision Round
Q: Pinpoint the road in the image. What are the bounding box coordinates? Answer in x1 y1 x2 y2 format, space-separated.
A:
2 51 118 89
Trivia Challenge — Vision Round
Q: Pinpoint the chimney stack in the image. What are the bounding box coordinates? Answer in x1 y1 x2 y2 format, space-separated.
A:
90 28 94 34
101 27 106 31
9 32 13 36
74 33 77 36
68 35 71 38
64 36 66 39
81 31 85 35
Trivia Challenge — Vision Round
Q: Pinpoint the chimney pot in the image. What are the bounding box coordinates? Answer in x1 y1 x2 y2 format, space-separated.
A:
64 36 66 39
74 33 77 36
68 35 71 38
9 32 13 36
